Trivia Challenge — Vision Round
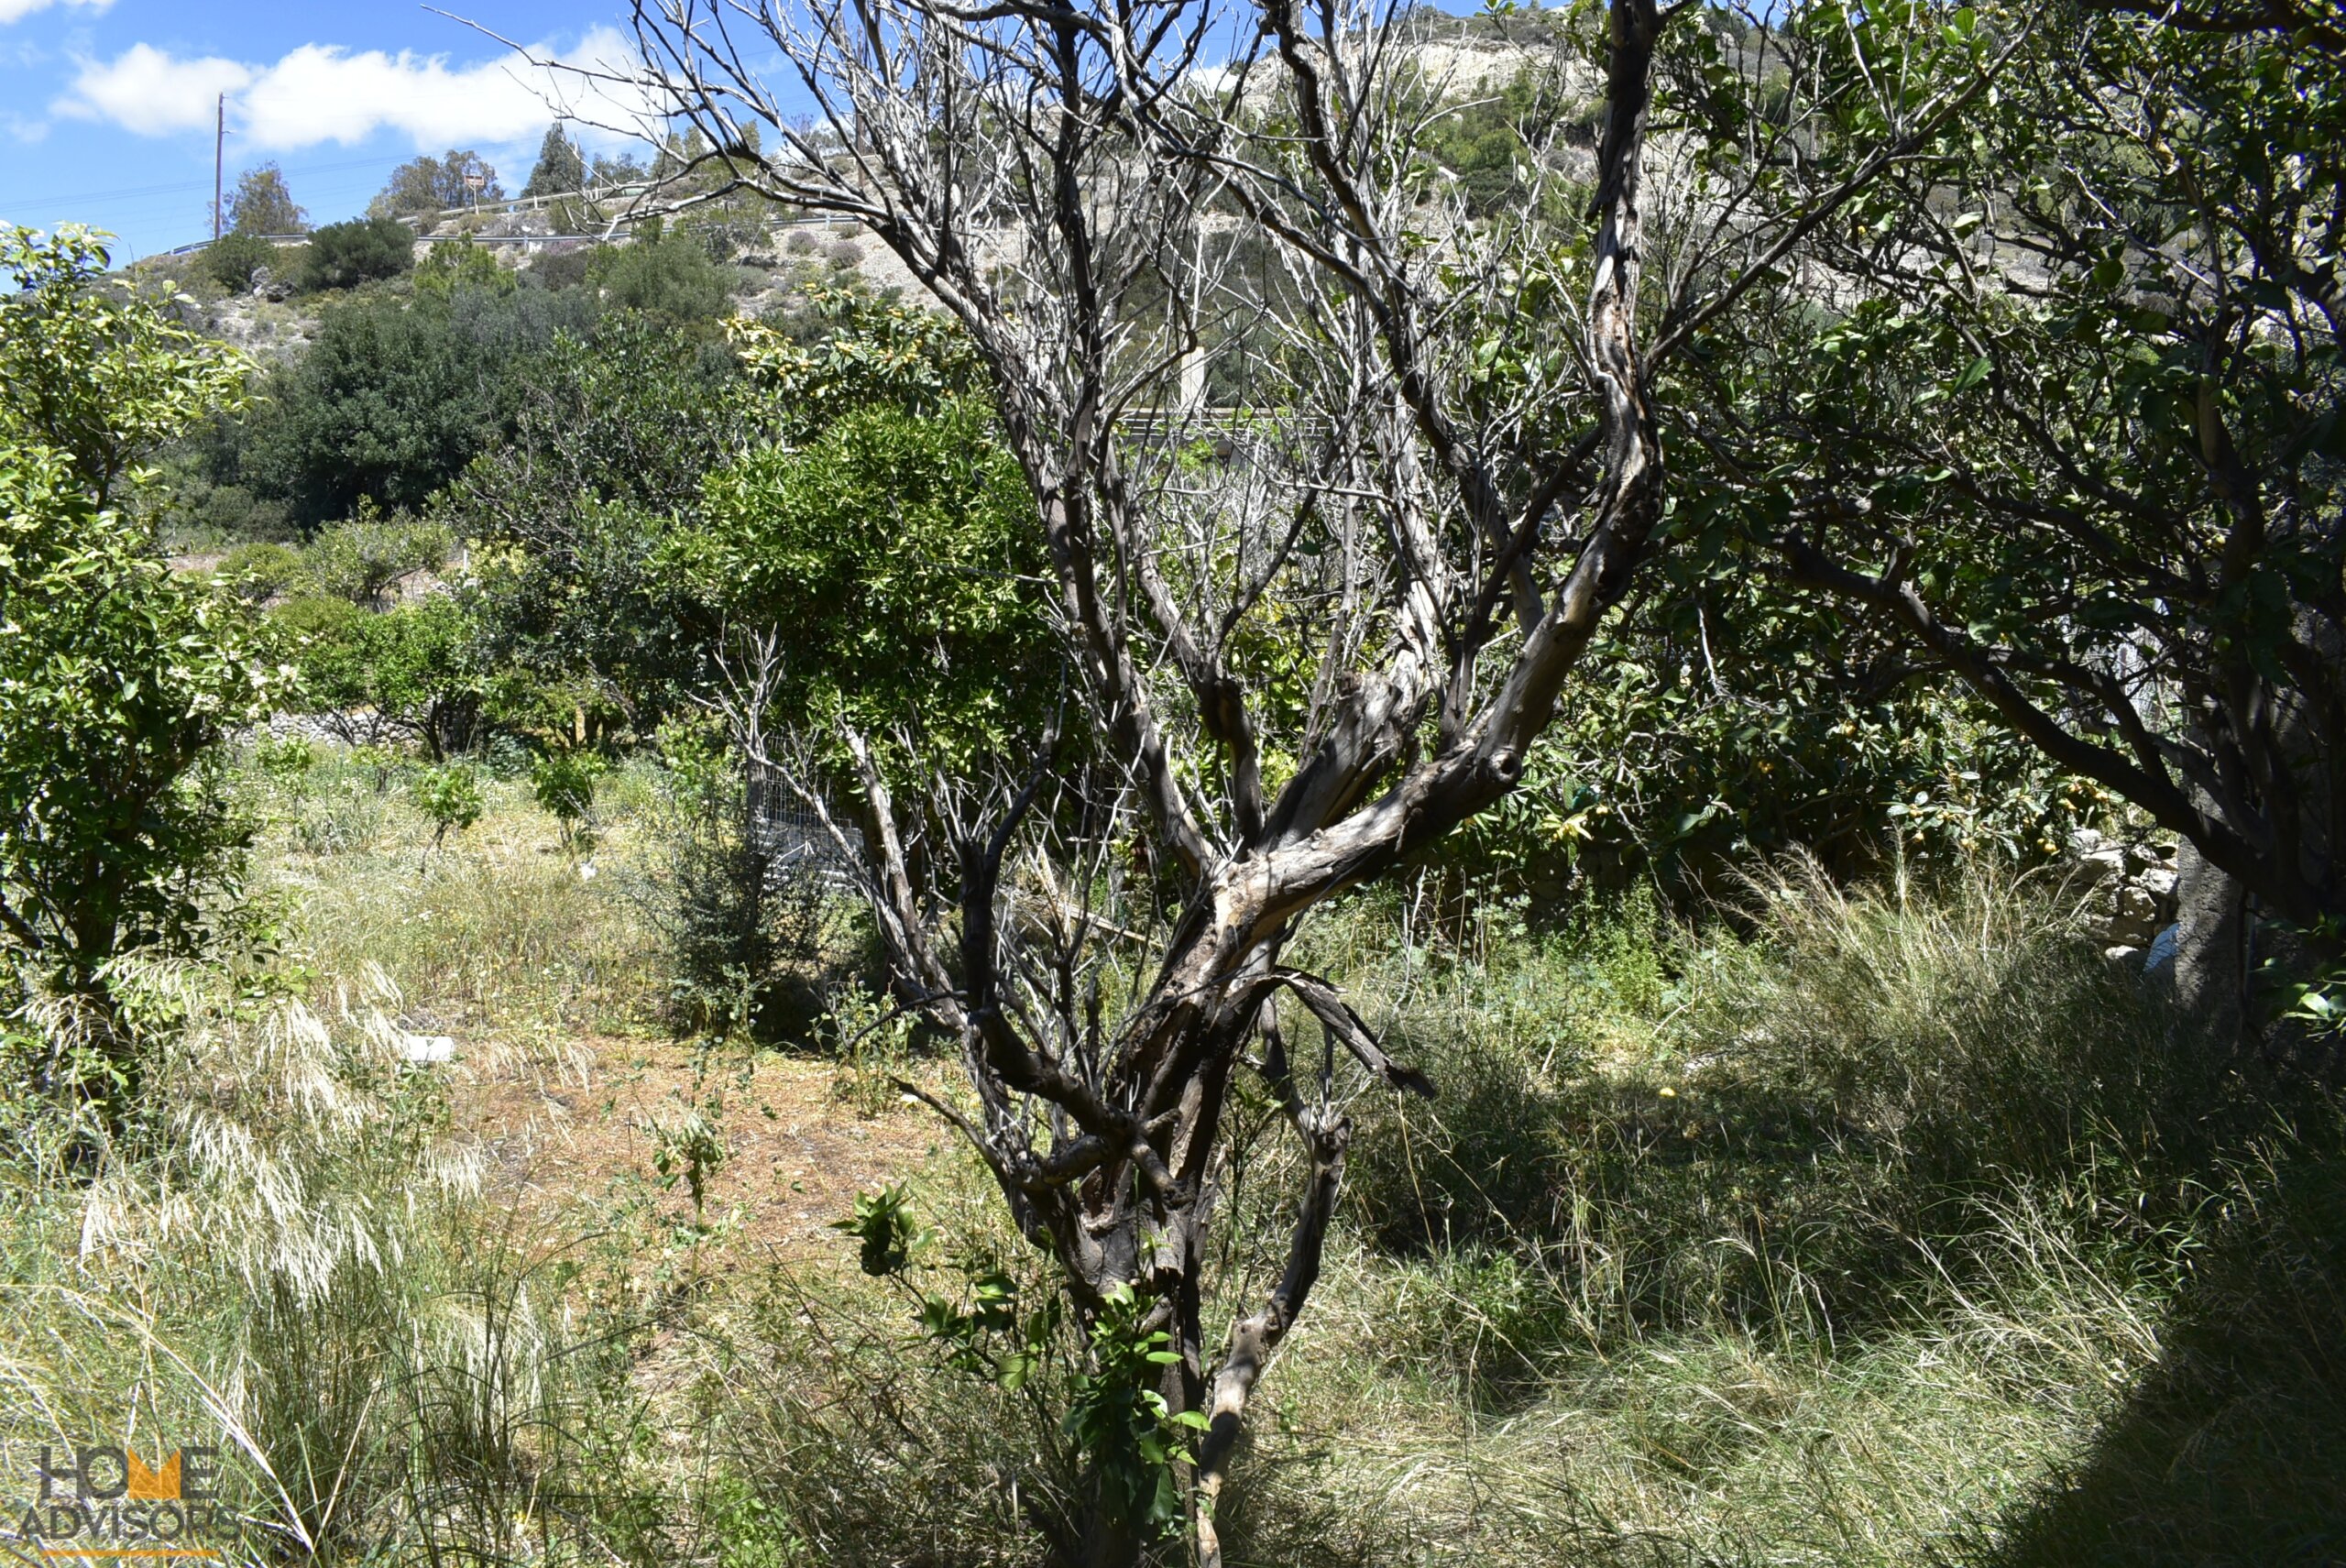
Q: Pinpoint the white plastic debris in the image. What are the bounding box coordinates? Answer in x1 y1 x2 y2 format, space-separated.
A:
399 1033 458 1065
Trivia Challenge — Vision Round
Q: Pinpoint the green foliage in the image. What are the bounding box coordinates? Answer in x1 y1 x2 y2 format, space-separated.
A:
411 763 484 849
732 280 984 441
236 288 593 526
454 311 754 725
152 469 293 548
623 734 845 1040
1415 65 1591 218
825 982 918 1116
521 124 587 199
650 1072 729 1224
590 149 649 187
1062 1283 1207 1541
370 148 502 219
1 225 249 505
412 237 512 300
916 1260 1062 1397
674 400 1054 777
0 227 279 1030
1446 580 2112 903
1661 0 2346 938
277 594 477 758
202 231 277 293
0 451 275 996
224 161 307 236
589 230 737 325
213 540 304 604
299 505 453 608
835 1183 916 1277
528 749 608 852
299 215 415 292
839 1188 1192 1540
2268 916 2346 1052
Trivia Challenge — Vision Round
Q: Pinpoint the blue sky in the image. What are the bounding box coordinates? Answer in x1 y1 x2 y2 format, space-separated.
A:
0 1 664 258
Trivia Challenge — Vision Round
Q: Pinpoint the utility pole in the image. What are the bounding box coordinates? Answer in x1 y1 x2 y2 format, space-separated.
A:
212 93 225 243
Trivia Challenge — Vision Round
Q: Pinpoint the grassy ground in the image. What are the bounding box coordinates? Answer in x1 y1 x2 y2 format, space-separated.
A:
2 748 2340 1566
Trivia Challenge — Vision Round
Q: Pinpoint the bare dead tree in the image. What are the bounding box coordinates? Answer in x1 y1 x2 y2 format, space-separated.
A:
526 0 2006 1558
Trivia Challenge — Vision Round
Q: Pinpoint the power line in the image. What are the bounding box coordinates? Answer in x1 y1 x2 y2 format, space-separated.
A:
0 152 424 213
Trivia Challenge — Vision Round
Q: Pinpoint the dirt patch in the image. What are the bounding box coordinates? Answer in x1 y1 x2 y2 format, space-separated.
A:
448 1036 948 1265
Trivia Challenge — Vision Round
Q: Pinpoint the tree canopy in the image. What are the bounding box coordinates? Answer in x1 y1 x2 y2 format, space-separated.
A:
223 162 307 236
0 227 279 1032
369 149 504 219
521 125 586 199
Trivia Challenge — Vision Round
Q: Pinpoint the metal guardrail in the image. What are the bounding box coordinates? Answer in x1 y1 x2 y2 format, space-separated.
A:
148 181 660 260
150 198 861 263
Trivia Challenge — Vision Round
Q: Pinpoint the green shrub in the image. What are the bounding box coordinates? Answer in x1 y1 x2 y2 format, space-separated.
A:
413 237 512 299
277 592 478 758
0 227 279 1121
213 539 304 603
529 749 608 852
162 477 293 546
526 242 596 291
299 215 415 291
590 230 736 323
235 287 595 526
412 763 484 850
616 727 864 1040
301 507 452 608
203 231 277 292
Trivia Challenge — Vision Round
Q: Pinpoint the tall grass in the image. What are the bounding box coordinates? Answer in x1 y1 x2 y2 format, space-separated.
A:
0 958 659 1566
693 856 2341 1567
5 818 2337 1567
249 746 667 1039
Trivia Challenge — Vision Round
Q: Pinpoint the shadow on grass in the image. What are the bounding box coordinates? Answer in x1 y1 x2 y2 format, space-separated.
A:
1972 1138 2346 1568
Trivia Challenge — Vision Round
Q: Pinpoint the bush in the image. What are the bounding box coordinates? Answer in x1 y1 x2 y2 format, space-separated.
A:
413 238 511 300
275 592 478 758
525 242 596 291
225 282 602 528
300 216 416 291
619 726 861 1040
301 507 453 608
591 231 735 323
203 231 277 292
238 297 509 524
0 226 279 1120
529 749 608 852
159 476 293 546
214 540 304 603
412 763 484 850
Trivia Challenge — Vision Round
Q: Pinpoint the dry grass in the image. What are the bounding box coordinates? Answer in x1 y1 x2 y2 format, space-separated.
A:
5 769 2340 1568
251 748 668 1040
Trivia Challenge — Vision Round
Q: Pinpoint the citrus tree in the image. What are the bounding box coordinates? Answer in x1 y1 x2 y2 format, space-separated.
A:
0 227 280 1105
1661 0 2346 1015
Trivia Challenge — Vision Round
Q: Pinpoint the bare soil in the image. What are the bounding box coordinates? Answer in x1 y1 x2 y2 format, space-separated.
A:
450 1036 947 1266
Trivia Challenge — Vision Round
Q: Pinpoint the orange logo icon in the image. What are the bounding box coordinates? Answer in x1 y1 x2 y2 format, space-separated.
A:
123 1449 181 1502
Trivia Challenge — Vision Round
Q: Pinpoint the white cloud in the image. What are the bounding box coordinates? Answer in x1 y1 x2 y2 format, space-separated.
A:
56 43 249 135
55 27 647 152
0 0 112 25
